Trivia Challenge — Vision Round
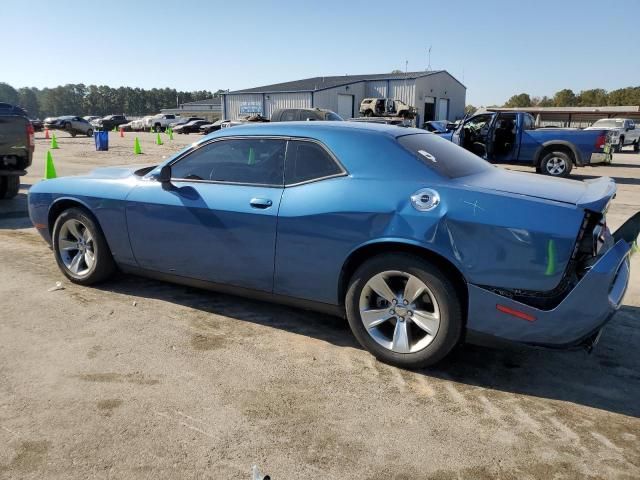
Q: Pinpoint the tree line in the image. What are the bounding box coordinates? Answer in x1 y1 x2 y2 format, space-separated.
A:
0 82 224 119
464 86 640 115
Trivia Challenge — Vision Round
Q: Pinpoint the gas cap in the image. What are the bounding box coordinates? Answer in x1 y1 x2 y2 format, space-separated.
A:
410 188 440 211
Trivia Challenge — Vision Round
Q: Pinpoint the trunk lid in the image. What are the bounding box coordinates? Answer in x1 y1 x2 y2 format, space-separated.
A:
456 168 616 212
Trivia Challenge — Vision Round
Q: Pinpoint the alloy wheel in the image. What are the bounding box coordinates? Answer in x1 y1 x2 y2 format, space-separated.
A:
545 157 566 175
358 270 441 354
57 218 95 277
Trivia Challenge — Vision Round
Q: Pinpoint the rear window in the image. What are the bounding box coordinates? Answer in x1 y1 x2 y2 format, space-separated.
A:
326 112 343 121
397 133 493 179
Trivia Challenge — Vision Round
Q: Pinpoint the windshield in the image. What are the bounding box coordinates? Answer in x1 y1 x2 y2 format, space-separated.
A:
593 119 623 128
326 112 343 121
398 133 493 178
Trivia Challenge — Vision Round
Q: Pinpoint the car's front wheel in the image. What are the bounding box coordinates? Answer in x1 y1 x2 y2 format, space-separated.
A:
345 254 463 368
52 208 115 285
86 128 93 137
0 175 20 199
540 151 573 177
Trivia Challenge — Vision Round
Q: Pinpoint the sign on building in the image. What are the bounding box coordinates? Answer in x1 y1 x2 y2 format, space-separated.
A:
239 102 263 115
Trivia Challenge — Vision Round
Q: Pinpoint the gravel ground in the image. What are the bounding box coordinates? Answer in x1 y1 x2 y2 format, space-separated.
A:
0 131 639 479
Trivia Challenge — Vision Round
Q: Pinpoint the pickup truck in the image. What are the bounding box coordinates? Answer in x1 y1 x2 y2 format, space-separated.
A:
443 111 612 177
0 103 33 199
144 113 180 131
585 118 640 152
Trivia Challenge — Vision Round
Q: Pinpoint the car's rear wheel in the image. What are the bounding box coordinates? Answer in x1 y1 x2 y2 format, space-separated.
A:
540 151 573 177
345 253 463 368
0 176 20 199
634 140 639 153
52 208 115 285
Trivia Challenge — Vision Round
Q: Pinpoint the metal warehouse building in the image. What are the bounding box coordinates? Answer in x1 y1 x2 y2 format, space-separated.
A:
221 70 466 125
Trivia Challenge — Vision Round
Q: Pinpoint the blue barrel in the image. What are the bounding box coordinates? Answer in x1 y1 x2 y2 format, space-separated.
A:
94 130 109 151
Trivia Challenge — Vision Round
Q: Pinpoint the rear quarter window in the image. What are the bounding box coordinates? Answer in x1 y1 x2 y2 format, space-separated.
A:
397 133 493 179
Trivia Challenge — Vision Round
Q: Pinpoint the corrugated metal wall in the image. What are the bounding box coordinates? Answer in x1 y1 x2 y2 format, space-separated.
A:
366 81 388 98
264 92 312 118
224 93 263 120
388 80 415 105
312 82 366 119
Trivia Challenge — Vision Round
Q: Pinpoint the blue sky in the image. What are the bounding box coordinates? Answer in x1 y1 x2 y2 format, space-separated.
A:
3 0 637 106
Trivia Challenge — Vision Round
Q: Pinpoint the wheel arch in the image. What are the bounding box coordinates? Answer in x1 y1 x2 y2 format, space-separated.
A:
535 141 582 166
47 197 95 236
338 240 468 321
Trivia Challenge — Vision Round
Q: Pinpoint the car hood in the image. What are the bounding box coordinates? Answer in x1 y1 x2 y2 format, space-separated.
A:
86 165 155 179
456 168 616 211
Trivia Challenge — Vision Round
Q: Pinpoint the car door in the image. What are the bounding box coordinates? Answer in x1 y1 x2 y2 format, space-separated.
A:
125 137 286 292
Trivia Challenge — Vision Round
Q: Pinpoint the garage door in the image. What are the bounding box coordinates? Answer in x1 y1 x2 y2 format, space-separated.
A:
337 94 354 119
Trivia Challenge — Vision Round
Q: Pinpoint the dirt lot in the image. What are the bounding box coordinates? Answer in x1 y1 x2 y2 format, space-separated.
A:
1 131 639 479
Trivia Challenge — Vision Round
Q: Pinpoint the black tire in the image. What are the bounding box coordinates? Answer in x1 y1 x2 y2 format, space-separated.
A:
539 151 573 178
70 131 77 137
616 137 624 153
364 110 373 117
65 123 72 131
86 128 93 137
345 253 463 369
0 176 20 199
52 207 116 285
154 123 162 132
634 140 639 153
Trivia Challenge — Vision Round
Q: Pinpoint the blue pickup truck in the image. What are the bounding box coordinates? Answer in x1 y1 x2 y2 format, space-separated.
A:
441 111 611 177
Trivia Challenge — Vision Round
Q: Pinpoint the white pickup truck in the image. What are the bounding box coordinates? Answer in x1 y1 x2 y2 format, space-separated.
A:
585 118 640 152
143 113 180 131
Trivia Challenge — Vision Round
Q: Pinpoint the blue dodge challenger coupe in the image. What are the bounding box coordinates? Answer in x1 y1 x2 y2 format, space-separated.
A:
28 122 639 367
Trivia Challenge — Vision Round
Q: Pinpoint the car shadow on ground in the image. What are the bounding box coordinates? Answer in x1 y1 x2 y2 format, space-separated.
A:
0 187 32 229
571 173 640 186
98 273 640 418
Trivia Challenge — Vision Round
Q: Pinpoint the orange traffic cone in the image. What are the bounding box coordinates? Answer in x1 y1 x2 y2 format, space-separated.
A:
45 128 50 140
119 127 124 138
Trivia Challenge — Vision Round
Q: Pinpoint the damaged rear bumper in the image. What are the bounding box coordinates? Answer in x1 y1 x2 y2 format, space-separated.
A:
466 236 633 349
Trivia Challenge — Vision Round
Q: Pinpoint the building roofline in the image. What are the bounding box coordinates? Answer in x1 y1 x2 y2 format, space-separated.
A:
224 70 465 95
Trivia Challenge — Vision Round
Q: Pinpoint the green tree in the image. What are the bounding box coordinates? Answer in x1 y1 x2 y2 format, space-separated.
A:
553 89 577 106
578 88 607 106
464 104 477 115
504 93 532 108
0 82 19 104
17 88 40 117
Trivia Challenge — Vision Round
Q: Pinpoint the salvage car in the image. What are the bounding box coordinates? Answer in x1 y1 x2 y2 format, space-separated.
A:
28 123 639 368
444 111 613 177
360 98 416 119
43 116 94 137
91 114 128 131
585 118 640 152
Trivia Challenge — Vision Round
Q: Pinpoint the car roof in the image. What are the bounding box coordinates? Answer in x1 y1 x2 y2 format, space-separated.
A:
210 120 422 139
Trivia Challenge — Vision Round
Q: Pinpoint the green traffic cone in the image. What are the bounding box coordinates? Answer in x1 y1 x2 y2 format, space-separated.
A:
156 133 163 146
44 150 57 179
134 137 142 155
50 133 59 149
168 128 173 141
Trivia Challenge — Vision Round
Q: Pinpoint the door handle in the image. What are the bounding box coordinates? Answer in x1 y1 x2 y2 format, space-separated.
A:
250 198 273 209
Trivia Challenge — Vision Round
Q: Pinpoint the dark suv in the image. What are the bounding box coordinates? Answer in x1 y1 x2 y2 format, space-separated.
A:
93 114 128 130
271 108 343 122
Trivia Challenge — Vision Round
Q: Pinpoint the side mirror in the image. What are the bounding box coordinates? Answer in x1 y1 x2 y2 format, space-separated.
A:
158 165 172 183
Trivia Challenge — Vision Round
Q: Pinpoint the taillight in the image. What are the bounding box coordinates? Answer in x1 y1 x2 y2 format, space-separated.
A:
27 123 34 149
595 133 607 150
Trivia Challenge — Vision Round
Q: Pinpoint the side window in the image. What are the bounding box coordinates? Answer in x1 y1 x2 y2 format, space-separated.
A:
285 140 343 184
522 114 535 130
171 138 286 186
280 110 297 121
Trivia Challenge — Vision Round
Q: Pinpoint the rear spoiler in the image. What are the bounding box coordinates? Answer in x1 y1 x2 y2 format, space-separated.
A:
576 177 616 212
613 212 640 246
